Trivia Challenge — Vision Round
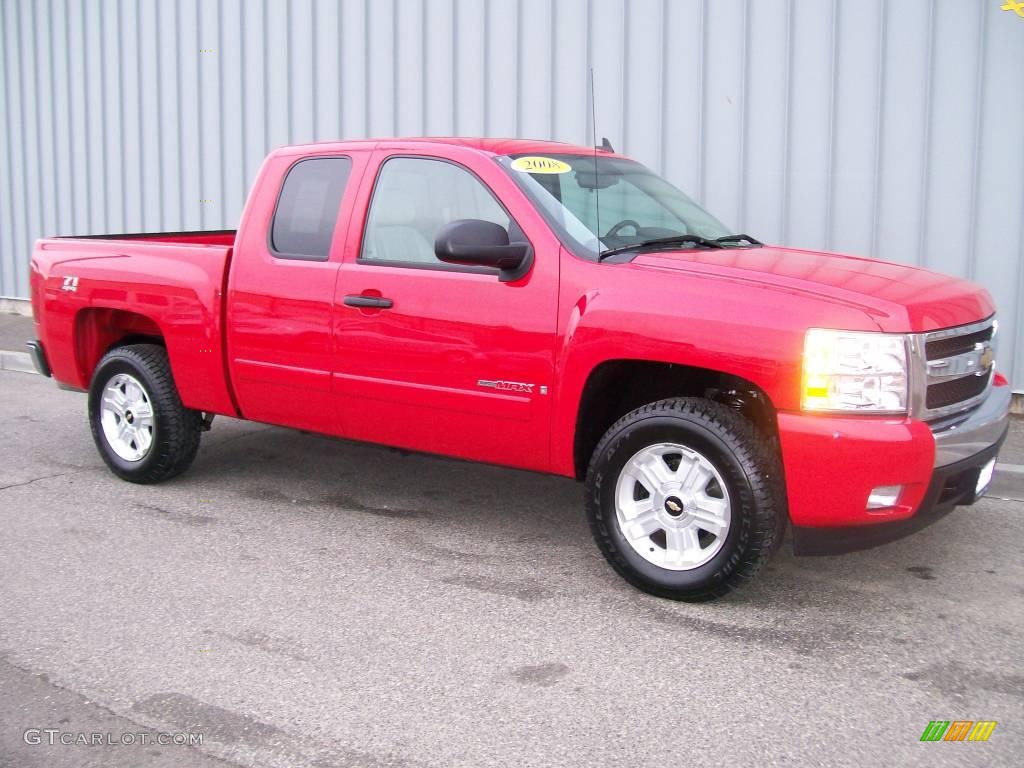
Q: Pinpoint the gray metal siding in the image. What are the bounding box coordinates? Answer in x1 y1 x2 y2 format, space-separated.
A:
1 0 1022 386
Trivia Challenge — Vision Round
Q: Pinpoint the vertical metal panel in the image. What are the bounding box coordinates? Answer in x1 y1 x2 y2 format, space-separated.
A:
313 0 341 141
7 0 30 290
102 0 125 233
137 0 161 230
829 0 882 258
622 0 662 172
785 1 834 250
1 0 1022 388
550 0 587 145
199 0 224 226
394 0 424 136
423 0 454 136
702 0 746 228
923 0 984 279
661 0 704 201
0 1 15 295
742 0 786 242
221 0 247 223
485 0 518 136
120 0 142 231
242 0 268 186
875 0 931 269
519 0 554 140
20 0 45 292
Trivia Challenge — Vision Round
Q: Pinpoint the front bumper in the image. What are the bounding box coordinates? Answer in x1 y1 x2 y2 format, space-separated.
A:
779 381 1011 555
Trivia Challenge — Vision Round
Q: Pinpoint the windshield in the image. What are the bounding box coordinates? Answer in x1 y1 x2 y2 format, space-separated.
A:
497 153 735 259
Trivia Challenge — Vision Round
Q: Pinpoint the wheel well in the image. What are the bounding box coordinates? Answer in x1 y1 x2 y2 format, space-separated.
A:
573 360 778 479
74 308 165 383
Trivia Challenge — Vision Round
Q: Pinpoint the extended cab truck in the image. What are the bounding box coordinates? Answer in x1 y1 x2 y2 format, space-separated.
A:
27 138 1010 601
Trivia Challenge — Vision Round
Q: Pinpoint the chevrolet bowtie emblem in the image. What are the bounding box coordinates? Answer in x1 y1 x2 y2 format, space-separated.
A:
666 499 682 513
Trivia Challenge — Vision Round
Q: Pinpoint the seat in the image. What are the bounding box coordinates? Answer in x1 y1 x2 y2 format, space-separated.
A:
368 189 436 264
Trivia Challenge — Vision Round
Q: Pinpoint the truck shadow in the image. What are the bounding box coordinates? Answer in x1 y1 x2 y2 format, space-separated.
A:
188 418 1012 619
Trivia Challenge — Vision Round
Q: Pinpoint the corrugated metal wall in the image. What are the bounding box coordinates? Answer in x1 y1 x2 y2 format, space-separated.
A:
2 0 1023 385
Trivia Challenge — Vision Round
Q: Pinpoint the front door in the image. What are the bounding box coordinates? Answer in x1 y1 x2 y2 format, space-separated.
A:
333 151 558 471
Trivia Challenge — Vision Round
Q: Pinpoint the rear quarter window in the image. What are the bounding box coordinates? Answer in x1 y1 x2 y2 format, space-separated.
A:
270 157 352 260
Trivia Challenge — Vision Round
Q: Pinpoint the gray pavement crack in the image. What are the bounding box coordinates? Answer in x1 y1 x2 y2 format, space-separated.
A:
0 470 86 492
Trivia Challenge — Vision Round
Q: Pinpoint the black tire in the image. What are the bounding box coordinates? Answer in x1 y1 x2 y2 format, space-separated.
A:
585 397 785 601
88 344 203 484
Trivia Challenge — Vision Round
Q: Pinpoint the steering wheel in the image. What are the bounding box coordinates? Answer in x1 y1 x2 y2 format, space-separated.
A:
604 219 642 239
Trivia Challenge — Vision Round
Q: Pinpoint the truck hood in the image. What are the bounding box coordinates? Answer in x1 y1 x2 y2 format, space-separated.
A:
631 245 994 333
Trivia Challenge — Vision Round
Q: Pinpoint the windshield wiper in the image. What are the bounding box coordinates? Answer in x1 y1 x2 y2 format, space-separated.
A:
712 233 763 246
597 234 725 261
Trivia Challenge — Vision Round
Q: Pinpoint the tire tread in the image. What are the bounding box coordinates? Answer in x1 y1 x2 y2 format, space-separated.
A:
89 344 202 484
585 397 786 601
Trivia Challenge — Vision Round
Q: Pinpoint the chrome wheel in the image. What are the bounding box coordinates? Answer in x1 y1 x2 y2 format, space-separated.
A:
99 373 155 462
614 442 731 570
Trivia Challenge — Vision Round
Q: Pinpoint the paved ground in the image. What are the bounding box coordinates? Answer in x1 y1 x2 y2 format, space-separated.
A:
1 366 1022 767
0 312 32 354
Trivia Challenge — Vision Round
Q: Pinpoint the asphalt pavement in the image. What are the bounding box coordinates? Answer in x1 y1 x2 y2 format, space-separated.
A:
1 362 1023 767
0 312 32 354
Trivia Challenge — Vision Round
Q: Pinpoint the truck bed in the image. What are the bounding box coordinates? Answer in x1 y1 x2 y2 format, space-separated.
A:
59 229 237 246
30 230 239 416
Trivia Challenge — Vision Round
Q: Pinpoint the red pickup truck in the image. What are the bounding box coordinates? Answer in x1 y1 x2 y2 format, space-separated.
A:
27 138 1009 601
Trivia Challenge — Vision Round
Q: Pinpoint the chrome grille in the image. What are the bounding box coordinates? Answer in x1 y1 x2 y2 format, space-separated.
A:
925 372 990 410
910 316 996 422
924 325 994 360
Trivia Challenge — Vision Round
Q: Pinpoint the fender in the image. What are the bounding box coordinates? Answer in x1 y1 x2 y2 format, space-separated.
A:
33 242 238 416
548 250 882 477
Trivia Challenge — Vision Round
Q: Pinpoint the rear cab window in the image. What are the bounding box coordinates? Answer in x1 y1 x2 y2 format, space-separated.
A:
270 157 353 260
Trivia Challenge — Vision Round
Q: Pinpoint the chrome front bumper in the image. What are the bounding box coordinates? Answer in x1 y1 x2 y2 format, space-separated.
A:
932 383 1011 468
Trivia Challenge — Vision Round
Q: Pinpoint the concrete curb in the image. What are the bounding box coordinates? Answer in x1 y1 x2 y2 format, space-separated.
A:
0 297 32 317
0 350 36 375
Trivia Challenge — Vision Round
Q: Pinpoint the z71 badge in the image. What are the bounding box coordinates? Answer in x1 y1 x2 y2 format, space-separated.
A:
61 276 79 292
477 379 535 394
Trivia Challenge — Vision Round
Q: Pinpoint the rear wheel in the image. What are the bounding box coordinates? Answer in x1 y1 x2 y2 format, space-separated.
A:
585 398 785 601
88 344 202 483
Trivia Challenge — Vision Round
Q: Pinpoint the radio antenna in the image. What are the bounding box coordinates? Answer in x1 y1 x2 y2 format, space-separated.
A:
589 67 603 255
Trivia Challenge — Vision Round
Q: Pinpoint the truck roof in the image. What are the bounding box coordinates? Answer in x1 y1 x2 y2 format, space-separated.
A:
271 137 611 158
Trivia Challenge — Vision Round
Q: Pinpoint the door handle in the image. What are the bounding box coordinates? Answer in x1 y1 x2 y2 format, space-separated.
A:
343 295 393 309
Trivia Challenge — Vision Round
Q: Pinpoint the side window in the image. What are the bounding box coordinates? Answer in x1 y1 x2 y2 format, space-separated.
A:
270 157 352 260
361 157 516 265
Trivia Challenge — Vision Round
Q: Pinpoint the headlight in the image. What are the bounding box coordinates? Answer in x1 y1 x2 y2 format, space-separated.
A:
802 329 908 413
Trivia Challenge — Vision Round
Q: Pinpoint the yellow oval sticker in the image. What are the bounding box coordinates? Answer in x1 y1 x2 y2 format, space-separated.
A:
511 156 572 174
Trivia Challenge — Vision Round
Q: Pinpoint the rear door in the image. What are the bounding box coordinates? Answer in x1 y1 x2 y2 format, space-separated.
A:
332 148 560 471
227 150 367 432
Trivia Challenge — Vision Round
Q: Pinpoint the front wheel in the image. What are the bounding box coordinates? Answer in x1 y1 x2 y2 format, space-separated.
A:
88 344 203 484
585 398 785 601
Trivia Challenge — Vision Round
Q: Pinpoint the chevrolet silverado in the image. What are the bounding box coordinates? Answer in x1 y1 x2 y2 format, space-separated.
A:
27 138 1010 600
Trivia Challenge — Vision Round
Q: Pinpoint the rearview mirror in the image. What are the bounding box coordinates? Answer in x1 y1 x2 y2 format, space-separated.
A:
574 170 621 190
434 219 531 282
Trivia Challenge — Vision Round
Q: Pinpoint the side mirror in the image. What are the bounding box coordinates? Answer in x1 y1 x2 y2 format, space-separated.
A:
434 219 532 282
